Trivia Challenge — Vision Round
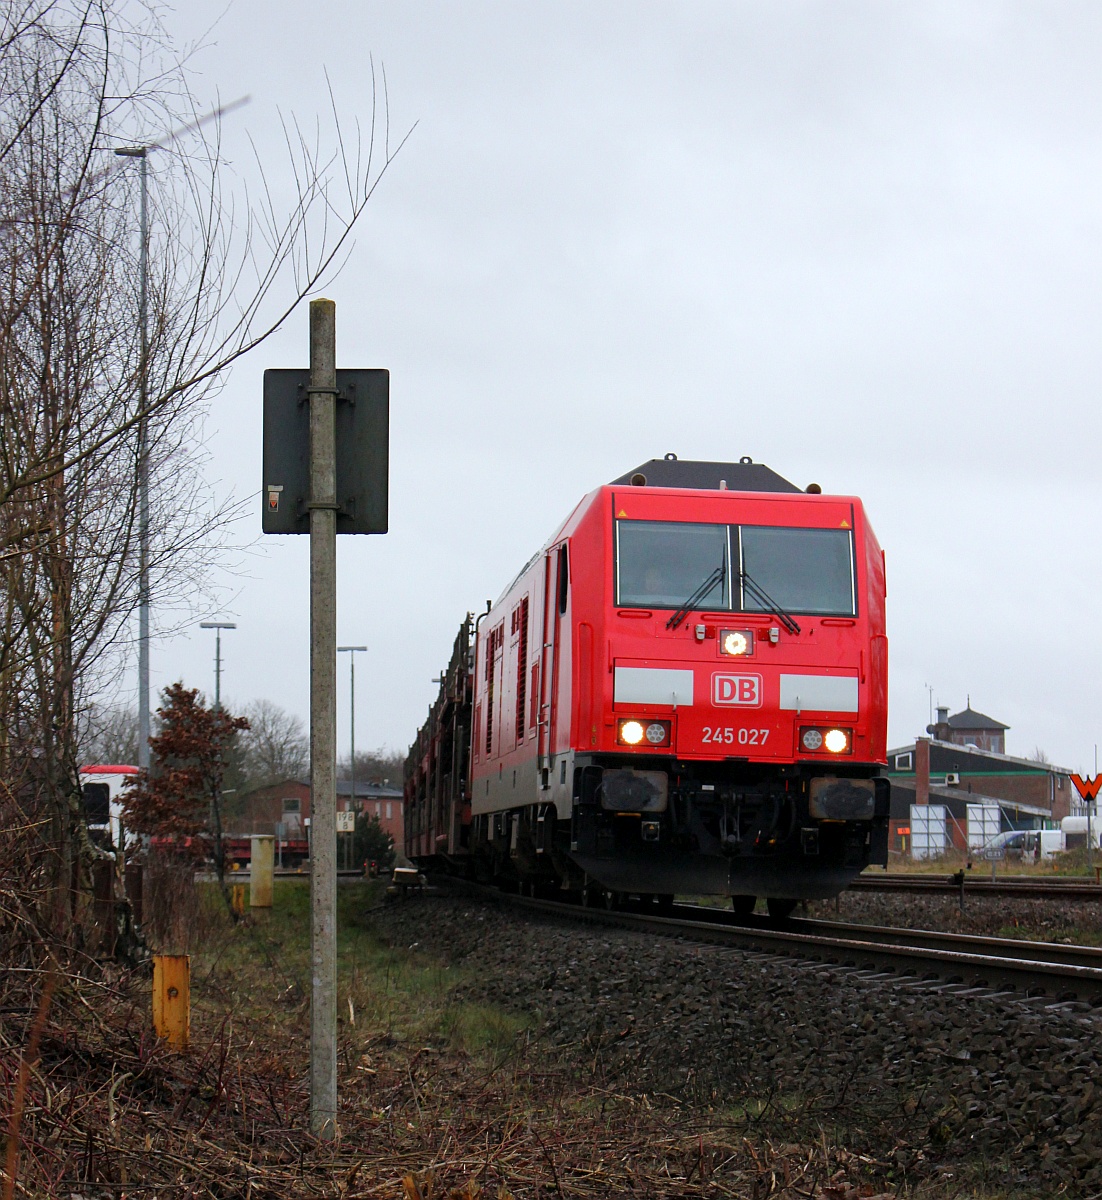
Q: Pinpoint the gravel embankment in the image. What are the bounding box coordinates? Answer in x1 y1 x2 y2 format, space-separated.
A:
373 892 1102 1196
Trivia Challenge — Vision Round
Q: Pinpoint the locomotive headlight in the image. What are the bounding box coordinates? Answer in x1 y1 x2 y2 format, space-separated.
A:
720 628 754 657
618 719 646 745
800 726 853 754
824 728 850 754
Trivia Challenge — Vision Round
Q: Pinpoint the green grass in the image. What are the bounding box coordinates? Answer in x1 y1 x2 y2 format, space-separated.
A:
190 879 529 1060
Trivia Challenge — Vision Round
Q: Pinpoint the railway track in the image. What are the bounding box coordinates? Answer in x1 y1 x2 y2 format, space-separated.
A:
439 881 1102 1005
848 871 1102 899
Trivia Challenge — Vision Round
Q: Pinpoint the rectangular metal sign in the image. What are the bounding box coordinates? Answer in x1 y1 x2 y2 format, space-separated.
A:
262 368 389 534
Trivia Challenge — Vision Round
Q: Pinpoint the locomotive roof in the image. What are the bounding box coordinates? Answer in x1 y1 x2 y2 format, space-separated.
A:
611 454 803 493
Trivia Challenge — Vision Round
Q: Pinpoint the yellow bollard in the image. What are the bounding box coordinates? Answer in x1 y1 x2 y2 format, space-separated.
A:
231 883 246 916
152 954 190 1050
250 835 275 908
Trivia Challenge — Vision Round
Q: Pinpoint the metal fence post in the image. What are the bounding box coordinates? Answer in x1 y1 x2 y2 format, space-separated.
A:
152 954 190 1050
309 299 338 1138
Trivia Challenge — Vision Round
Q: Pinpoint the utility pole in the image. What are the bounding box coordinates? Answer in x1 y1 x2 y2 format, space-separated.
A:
1090 744 1097 877
199 621 236 709
338 645 368 872
309 299 338 1139
261 300 389 1141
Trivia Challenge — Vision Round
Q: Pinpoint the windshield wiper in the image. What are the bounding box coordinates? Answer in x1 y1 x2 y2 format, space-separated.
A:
666 564 725 631
740 571 801 635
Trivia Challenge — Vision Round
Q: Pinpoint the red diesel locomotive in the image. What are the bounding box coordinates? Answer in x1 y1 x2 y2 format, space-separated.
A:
404 455 890 915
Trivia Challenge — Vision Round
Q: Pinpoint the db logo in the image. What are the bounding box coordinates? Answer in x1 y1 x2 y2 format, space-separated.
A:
712 673 763 707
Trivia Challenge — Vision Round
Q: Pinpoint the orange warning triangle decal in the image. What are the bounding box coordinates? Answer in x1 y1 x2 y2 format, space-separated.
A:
617 509 628 517
839 519 850 528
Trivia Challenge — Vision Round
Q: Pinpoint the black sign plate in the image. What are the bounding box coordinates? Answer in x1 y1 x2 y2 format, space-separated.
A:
262 368 389 535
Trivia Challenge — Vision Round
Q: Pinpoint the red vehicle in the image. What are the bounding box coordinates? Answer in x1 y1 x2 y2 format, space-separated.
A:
405 455 889 915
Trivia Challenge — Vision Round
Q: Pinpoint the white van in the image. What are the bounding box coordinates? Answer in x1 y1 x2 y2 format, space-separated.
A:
1060 816 1102 851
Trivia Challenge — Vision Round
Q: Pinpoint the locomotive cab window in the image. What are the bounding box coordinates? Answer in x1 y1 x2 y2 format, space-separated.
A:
739 526 855 616
616 520 728 609
615 519 856 616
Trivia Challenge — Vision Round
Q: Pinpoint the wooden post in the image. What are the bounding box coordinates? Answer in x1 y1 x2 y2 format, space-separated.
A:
250 835 274 907
152 954 190 1050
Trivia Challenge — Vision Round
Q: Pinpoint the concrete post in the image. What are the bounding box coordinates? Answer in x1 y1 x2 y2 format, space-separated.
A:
250 835 274 908
308 299 338 1139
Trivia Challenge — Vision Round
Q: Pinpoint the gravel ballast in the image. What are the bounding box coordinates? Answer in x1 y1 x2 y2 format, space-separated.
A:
808 888 1102 941
373 890 1102 1196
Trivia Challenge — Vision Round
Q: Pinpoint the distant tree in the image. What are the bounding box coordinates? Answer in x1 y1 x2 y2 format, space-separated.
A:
342 748 405 787
239 699 309 790
1030 747 1051 765
79 703 139 767
353 811 394 874
122 683 248 908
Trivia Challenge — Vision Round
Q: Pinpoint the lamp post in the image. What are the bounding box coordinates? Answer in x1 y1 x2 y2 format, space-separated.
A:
338 645 367 870
199 621 237 709
114 97 248 770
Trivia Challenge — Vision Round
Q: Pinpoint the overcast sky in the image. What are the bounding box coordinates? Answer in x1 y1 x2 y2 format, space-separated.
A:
136 2 1102 774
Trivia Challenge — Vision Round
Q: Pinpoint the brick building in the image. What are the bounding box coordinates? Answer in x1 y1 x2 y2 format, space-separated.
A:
337 780 405 847
224 779 311 837
885 703 1074 854
925 702 1008 754
225 779 404 847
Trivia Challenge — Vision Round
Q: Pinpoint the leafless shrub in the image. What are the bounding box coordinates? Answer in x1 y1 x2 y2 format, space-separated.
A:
239 698 310 789
140 851 202 953
0 0 409 948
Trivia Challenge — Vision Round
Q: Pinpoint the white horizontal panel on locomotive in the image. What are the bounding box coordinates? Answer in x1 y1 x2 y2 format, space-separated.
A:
403 455 889 916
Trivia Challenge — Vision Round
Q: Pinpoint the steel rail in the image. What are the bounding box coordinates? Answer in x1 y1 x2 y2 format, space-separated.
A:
666 903 1102 971
849 872 1102 899
437 882 1102 1004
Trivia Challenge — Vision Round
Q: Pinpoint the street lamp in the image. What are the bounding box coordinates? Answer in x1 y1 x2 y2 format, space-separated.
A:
114 96 248 769
338 646 368 813
199 621 237 709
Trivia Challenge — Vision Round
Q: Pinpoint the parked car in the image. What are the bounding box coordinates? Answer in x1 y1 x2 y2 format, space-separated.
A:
981 829 1064 861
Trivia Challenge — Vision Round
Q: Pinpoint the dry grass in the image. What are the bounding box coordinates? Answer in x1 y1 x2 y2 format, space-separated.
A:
0 878 1015 1198
879 846 1100 877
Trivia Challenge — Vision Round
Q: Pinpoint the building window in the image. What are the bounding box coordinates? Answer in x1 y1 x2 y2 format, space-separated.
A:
386 802 392 820
895 753 912 771
283 798 301 814
375 802 381 816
